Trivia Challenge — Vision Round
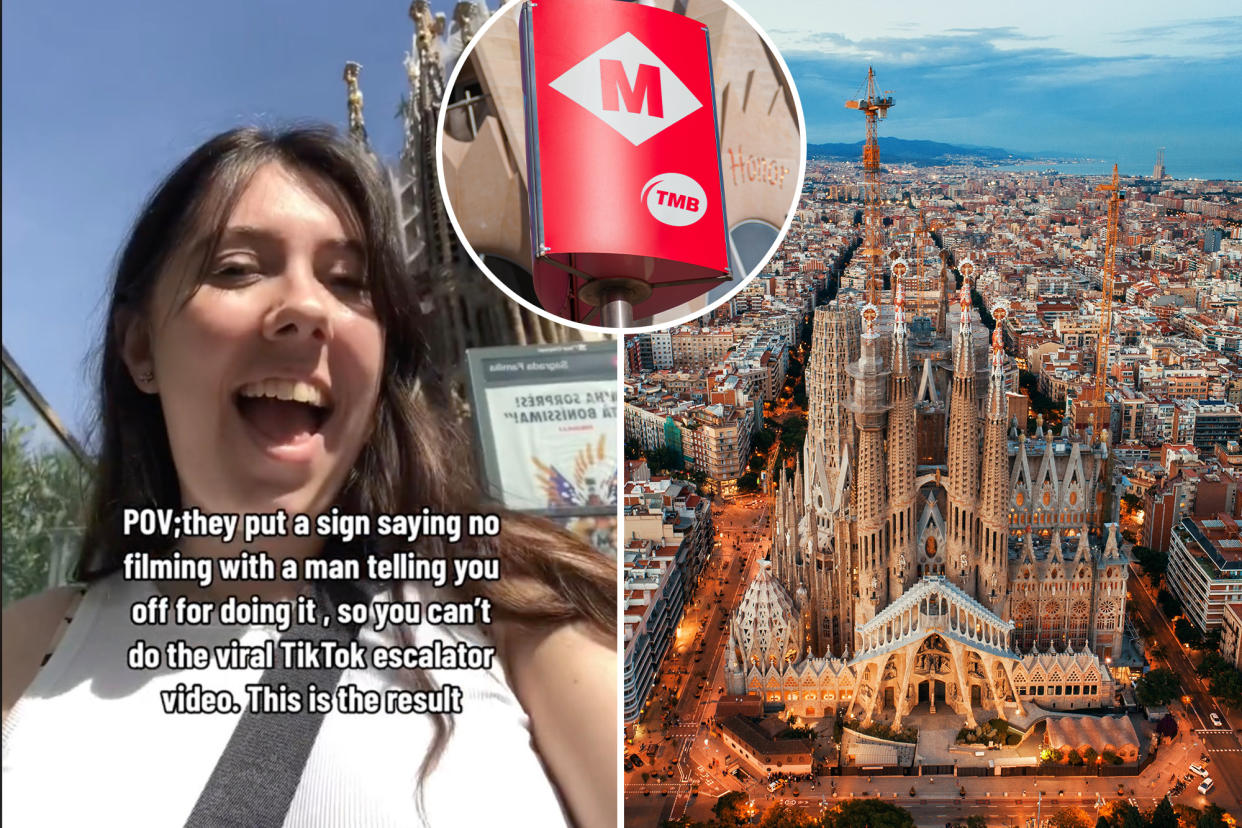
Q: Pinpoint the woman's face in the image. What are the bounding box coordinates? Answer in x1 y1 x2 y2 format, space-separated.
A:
125 161 385 521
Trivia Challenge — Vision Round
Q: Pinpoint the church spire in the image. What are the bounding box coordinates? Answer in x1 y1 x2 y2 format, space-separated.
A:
887 268 917 601
986 306 1007 418
936 258 952 338
848 300 891 628
891 261 910 376
343 62 369 146
978 304 1010 612
953 270 975 375
945 259 980 594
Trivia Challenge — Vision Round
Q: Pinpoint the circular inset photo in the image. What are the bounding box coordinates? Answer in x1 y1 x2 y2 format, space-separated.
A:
437 0 806 332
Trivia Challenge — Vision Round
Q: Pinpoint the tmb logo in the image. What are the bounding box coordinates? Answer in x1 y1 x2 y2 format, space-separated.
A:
548 31 701 146
642 173 708 227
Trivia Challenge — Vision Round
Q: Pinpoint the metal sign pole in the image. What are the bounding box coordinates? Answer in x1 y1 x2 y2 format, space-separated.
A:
601 288 634 327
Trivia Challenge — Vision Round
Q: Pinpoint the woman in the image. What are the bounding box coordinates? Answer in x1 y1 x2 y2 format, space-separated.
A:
1 126 618 827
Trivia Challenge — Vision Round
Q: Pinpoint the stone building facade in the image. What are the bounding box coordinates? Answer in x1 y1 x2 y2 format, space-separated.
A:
725 272 1126 728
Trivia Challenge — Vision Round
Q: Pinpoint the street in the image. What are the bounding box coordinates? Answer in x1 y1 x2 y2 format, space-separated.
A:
624 494 773 826
1125 558 1242 810
623 520 1242 826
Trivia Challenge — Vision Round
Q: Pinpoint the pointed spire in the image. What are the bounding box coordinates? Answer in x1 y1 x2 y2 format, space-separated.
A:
343 61 369 145
953 276 974 374
987 306 1008 419
891 269 910 376
1104 522 1120 559
936 261 952 338
1076 531 1091 563
862 303 879 340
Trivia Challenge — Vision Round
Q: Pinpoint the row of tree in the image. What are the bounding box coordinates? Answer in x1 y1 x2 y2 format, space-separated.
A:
3 374 90 605
1148 579 1242 706
1089 797 1229 828
662 796 1231 828
663 796 915 828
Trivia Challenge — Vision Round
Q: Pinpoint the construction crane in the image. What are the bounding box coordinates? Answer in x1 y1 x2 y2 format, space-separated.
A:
846 67 894 305
1077 164 1124 431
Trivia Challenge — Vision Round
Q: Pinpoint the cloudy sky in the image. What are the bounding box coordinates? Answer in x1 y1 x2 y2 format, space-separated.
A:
749 0 1241 177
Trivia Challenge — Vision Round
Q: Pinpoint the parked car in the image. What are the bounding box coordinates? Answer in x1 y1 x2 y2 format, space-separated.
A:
1198 778 1215 795
1189 763 1209 778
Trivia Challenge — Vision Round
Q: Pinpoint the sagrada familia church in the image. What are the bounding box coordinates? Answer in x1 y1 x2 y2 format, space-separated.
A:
724 263 1129 729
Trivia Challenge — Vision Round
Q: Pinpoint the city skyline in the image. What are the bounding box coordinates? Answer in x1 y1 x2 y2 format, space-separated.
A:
622 146 1241 821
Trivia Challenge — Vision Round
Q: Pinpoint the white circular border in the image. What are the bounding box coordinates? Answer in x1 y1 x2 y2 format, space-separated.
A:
434 0 809 335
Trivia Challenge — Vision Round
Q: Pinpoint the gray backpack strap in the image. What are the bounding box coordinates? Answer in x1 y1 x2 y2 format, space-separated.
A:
184 578 379 828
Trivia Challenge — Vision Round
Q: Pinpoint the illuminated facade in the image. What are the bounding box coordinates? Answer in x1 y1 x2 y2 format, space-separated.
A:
725 275 1126 726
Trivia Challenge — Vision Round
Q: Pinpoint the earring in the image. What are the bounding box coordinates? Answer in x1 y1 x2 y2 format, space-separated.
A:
138 370 154 384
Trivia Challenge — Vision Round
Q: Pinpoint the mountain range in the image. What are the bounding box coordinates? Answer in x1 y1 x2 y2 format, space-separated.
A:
807 137 1068 165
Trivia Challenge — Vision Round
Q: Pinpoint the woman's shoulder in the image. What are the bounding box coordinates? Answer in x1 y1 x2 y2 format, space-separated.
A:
494 619 618 828
2 586 87 721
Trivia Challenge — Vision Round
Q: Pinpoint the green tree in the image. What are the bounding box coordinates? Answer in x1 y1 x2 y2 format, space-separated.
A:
1198 805 1229 828
1048 807 1092 828
2 374 90 605
1134 668 1181 707
758 803 816 827
1131 545 1167 588
713 791 747 826
1208 665 1242 707
752 428 776 453
1149 797 1178 828
824 799 915 828
1120 806 1144 828
1175 617 1203 648
1157 589 1182 619
792 382 807 409
641 444 681 473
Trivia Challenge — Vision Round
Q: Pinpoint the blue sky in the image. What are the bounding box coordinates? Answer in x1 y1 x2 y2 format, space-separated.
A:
2 0 462 443
750 1 1241 178
3 0 1241 444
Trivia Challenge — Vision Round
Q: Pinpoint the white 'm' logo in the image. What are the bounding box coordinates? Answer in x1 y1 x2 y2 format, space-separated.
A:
547 31 702 146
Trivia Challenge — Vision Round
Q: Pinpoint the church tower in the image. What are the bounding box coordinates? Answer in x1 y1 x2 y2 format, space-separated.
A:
846 302 891 632
977 306 1010 613
803 303 861 525
886 276 917 602
945 276 980 593
390 1 585 408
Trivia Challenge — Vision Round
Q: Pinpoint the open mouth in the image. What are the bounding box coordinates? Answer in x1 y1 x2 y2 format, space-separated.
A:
235 379 332 447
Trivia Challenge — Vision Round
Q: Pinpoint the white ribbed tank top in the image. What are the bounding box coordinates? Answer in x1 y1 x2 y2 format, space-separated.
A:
2 572 571 827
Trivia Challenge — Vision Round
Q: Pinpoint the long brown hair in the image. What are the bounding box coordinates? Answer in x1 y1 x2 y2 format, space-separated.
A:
77 125 615 807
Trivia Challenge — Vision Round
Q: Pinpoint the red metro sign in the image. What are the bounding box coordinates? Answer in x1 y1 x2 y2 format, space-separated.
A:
520 0 730 324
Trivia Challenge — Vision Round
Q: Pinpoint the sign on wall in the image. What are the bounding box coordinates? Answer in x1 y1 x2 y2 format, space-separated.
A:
466 341 618 515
